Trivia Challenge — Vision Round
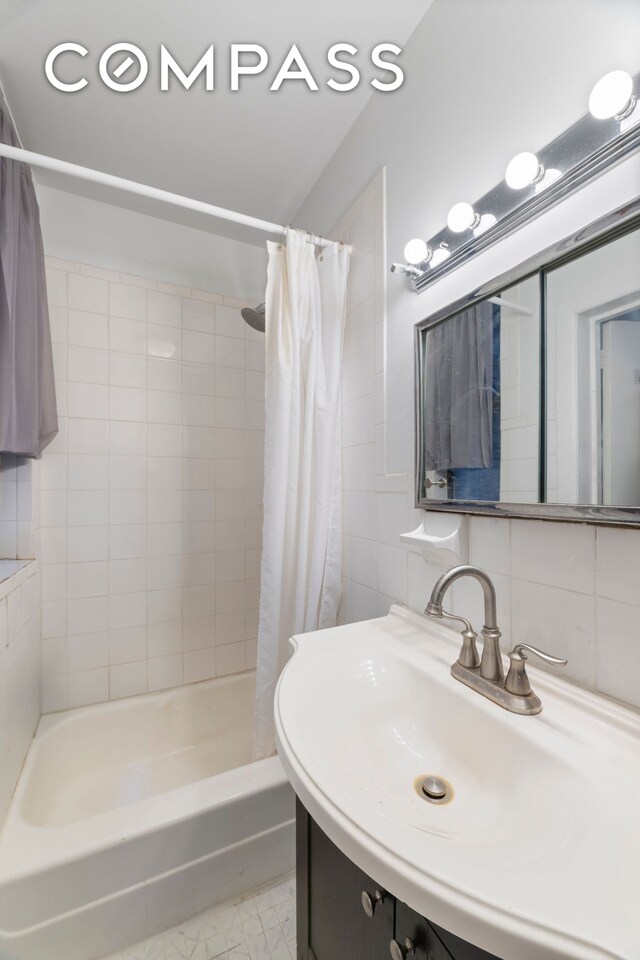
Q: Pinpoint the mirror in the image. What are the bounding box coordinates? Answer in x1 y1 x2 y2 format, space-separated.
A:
545 228 640 507
416 211 640 522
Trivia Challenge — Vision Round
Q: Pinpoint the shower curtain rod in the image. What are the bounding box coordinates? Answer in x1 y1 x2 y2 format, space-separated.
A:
0 142 333 247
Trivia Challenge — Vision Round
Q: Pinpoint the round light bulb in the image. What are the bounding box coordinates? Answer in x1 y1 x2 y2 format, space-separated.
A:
589 70 634 119
404 238 429 265
430 245 451 268
447 202 477 233
534 168 562 194
474 213 497 237
505 152 543 189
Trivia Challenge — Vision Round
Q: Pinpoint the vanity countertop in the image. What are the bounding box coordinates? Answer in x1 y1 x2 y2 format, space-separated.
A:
275 605 640 960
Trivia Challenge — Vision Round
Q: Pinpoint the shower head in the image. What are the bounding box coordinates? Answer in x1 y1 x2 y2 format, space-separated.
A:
241 302 265 333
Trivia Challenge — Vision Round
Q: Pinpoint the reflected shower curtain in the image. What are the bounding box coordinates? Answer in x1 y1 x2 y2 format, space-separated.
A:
0 103 58 457
423 302 494 470
254 229 350 759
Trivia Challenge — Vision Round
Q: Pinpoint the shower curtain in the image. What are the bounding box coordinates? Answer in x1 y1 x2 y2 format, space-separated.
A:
0 103 58 457
254 229 350 759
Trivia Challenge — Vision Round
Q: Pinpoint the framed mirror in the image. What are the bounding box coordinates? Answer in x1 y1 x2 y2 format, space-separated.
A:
415 202 640 524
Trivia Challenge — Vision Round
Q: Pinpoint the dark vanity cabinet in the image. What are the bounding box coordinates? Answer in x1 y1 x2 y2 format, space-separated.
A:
296 800 502 960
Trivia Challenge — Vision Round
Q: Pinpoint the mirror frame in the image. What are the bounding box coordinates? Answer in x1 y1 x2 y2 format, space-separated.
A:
414 197 640 525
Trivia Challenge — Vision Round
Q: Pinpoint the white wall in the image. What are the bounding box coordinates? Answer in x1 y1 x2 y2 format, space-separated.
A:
296 0 640 475
305 0 640 712
37 186 268 305
332 169 640 713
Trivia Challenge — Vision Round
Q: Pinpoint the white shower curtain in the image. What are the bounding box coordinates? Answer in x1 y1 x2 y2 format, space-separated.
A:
254 229 350 759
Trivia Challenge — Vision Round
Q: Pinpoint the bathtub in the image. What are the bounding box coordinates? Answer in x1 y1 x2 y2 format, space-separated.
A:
0 672 295 960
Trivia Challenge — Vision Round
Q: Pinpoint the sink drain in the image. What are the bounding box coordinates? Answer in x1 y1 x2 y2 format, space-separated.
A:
416 774 453 805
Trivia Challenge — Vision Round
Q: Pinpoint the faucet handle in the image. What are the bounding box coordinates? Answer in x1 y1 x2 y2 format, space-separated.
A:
505 643 568 697
426 608 480 670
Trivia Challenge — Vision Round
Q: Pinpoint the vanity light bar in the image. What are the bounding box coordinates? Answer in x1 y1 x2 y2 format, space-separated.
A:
397 70 640 288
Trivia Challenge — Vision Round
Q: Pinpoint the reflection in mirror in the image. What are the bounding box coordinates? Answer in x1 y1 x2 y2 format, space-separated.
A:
545 229 640 507
421 277 540 503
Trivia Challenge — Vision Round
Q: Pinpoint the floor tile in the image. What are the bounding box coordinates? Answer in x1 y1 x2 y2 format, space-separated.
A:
99 874 296 960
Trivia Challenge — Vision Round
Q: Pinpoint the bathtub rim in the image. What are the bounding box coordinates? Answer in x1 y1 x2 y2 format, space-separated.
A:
0 673 285 885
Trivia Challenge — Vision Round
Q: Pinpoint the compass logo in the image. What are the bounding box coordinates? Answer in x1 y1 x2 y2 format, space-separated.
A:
44 42 404 94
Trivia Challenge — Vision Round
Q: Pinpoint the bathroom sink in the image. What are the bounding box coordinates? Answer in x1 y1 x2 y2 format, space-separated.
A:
275 605 640 960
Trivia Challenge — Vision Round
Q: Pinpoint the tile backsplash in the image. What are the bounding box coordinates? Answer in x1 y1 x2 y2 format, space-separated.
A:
336 170 640 713
40 257 264 711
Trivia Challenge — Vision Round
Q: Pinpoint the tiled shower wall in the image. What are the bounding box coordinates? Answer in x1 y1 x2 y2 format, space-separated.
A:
0 562 40 822
0 456 35 560
40 257 264 711
335 170 640 713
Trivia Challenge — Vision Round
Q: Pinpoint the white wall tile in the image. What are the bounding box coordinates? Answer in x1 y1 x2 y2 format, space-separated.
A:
149 290 182 327
68 310 109 350
68 632 109 672
110 282 147 321
68 525 108 563
109 524 146 560
184 330 215 365
183 615 216 651
110 316 147 355
68 346 108 385
109 421 147 456
148 654 182 692
148 620 182 658
68 596 108 636
67 561 108 599
68 418 109 455
214 336 243 369
511 520 595 595
148 358 182 393
109 625 147 665
596 527 640 606
183 646 216 683
68 666 109 708
216 641 246 676
510 579 595 687
109 353 147 389
109 660 147 700
68 382 109 420
69 274 108 314
39 262 259 710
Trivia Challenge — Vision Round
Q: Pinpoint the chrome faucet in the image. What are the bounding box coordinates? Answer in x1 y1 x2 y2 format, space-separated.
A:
425 564 567 716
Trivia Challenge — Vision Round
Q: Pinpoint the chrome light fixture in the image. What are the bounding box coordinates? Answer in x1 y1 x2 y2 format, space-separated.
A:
392 68 639 290
589 70 636 120
447 202 480 233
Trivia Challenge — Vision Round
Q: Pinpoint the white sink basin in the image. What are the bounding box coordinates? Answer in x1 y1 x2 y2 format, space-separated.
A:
275 605 640 960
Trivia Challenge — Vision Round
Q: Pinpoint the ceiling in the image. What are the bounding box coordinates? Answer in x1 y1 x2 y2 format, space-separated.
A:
0 0 430 244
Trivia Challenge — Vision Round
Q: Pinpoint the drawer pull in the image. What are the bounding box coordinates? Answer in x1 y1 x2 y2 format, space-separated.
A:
361 888 384 918
390 938 416 960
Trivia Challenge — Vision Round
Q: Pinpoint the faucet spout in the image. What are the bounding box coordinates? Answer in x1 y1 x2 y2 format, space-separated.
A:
426 564 498 630
426 564 503 682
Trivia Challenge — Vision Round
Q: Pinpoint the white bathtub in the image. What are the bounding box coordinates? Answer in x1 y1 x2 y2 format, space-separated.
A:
0 672 295 960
